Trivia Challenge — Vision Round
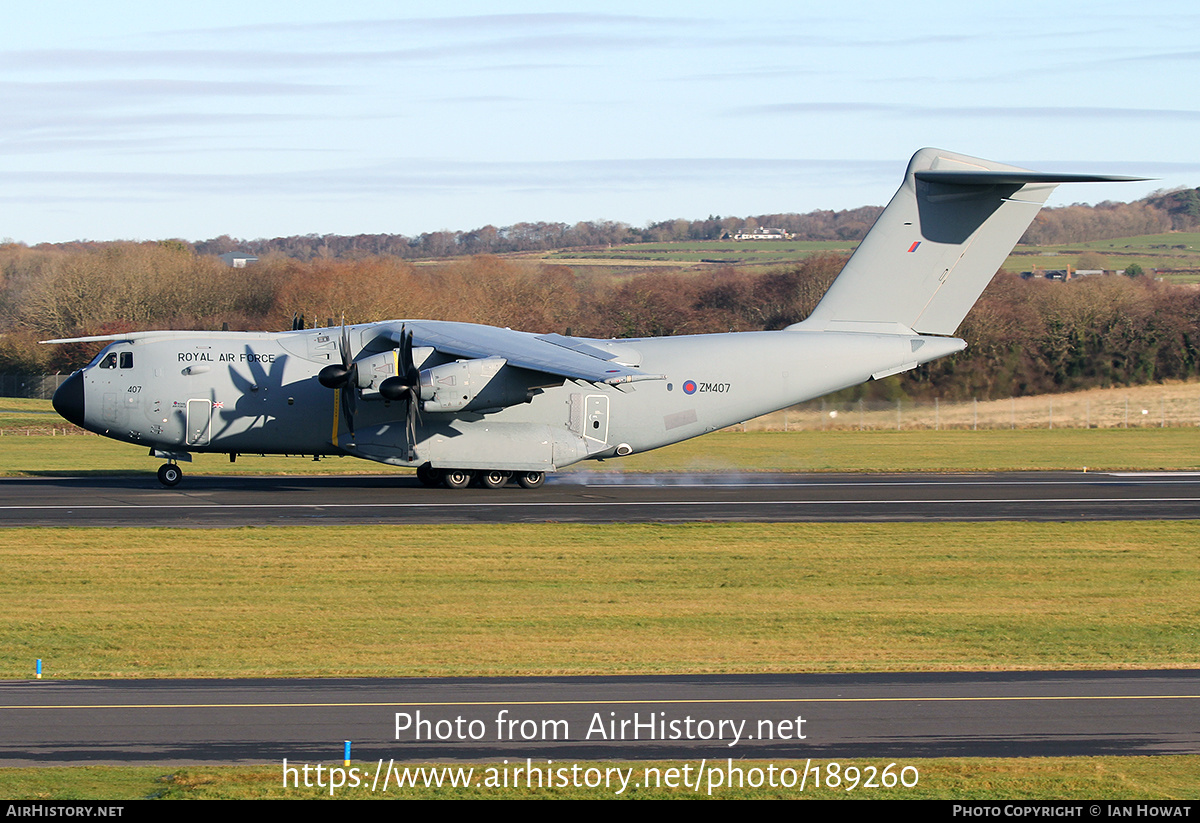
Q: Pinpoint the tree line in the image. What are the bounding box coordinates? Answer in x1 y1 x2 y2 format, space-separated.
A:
186 206 889 261
3 240 1198 403
14 185 1199 264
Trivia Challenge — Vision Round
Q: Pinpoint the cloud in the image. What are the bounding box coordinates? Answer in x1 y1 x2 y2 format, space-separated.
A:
729 102 1200 122
7 154 1181 209
166 12 699 39
0 78 338 104
0 157 896 203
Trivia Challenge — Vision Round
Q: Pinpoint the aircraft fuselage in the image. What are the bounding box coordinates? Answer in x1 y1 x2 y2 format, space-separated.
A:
54 321 961 474
50 148 1141 486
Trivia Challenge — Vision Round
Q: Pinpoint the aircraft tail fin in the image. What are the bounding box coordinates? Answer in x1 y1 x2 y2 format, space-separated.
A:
792 148 1145 336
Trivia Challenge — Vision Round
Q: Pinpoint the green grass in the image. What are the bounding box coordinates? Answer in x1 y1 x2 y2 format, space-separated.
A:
3 427 1198 477
536 233 1200 280
1073 232 1200 252
0 398 61 412
0 433 403 476
546 239 857 267
0 398 67 432
3 757 1198 799
3 522 1197 679
1006 232 1200 281
606 429 1200 473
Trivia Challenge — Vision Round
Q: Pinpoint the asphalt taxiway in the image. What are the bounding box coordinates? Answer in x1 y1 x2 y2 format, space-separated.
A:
2 670 1197 766
4 471 1197 769
2 470 1200 526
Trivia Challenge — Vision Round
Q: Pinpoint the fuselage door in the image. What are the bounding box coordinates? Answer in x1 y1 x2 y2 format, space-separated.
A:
101 392 121 424
585 394 609 444
186 399 211 446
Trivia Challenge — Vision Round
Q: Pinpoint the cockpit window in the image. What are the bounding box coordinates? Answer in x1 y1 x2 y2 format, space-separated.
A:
98 353 118 369
120 352 133 369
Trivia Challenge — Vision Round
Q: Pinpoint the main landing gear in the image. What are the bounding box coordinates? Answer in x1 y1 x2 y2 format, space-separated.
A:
515 471 544 489
415 464 544 490
154 460 545 490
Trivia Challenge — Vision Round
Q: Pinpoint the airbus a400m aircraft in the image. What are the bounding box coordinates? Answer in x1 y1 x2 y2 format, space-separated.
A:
48 148 1141 488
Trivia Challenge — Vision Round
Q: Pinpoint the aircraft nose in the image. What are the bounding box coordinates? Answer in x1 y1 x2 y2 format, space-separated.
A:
52 371 86 427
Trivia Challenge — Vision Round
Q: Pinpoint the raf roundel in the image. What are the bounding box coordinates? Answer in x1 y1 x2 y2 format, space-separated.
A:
683 380 697 395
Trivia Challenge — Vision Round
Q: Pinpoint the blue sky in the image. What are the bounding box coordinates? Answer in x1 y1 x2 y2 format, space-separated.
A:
2 0 1197 243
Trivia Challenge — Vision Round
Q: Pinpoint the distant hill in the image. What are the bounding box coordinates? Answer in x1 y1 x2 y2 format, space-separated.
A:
185 206 888 263
191 186 1200 261
23 186 1200 262
1021 187 1200 245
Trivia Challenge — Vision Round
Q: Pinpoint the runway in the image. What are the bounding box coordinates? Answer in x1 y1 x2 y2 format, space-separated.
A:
4 472 1197 771
1 470 1200 526
2 670 1197 766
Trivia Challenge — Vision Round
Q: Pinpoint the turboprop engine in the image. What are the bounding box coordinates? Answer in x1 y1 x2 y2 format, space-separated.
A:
418 356 533 413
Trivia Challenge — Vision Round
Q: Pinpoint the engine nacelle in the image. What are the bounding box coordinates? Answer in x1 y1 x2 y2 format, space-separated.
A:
420 357 529 413
354 347 435 400
353 350 398 391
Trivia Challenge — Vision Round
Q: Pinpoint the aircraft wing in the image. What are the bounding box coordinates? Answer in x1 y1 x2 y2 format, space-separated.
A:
388 321 662 385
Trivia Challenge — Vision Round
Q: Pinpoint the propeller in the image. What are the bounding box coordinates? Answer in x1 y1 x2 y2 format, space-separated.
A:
318 324 358 442
378 324 421 461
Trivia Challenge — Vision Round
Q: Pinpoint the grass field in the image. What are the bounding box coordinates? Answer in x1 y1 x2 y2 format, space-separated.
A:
1 427 1198 477
1007 232 1200 278
525 232 1200 282
3 522 1196 679
545 239 857 269
768 380 1200 432
5 757 1198 800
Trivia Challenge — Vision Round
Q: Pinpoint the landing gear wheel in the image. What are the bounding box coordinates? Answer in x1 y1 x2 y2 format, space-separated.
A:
442 469 474 489
416 463 441 487
516 471 545 490
478 470 511 489
157 463 182 488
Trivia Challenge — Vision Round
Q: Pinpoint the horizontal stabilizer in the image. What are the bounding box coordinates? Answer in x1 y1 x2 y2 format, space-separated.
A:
914 170 1146 186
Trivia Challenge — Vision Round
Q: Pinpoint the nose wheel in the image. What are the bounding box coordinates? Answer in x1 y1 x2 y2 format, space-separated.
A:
157 463 183 487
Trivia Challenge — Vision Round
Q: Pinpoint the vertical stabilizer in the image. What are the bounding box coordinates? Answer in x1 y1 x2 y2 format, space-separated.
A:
792 148 1142 336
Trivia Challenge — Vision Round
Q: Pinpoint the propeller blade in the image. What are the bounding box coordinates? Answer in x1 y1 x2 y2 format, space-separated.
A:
406 389 418 462
339 323 352 370
400 326 416 382
341 385 356 441
321 318 358 441
379 324 420 399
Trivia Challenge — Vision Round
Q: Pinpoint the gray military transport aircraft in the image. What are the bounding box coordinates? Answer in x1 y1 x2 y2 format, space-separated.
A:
47 148 1142 488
